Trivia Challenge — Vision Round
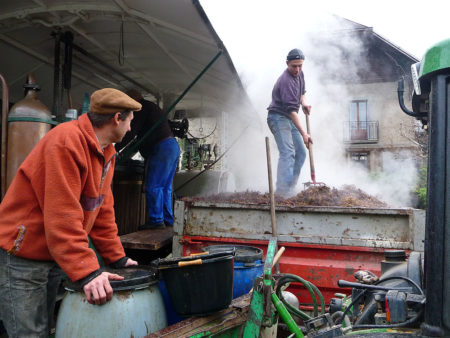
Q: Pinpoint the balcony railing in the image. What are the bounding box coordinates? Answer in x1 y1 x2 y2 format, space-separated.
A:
343 121 379 143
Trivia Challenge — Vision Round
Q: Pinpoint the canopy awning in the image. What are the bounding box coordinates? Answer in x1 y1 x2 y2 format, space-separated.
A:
0 0 254 118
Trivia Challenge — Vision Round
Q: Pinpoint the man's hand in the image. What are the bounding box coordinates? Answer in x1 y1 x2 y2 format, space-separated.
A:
124 258 138 267
83 272 124 305
302 104 311 115
302 133 313 148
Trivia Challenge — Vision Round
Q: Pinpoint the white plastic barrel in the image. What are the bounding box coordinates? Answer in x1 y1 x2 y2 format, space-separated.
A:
55 268 167 338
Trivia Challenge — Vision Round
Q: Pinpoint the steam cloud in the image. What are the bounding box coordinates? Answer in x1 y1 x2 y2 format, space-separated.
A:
203 1 420 207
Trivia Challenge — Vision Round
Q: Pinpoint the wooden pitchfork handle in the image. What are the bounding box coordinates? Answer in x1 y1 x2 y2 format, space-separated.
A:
305 114 316 183
178 259 202 267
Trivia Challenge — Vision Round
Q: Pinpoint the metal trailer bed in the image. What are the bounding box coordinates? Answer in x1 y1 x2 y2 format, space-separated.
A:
172 200 425 303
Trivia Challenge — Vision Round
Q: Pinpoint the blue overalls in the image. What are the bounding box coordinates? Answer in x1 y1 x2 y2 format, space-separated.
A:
145 137 180 226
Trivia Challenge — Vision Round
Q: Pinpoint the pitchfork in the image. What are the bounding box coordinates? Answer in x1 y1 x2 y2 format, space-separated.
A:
303 113 325 188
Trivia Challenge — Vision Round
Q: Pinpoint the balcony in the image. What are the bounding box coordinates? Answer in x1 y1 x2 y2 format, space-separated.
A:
343 121 379 143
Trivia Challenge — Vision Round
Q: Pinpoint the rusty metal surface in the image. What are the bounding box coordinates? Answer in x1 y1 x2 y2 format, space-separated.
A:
172 199 425 308
180 200 417 214
172 200 425 257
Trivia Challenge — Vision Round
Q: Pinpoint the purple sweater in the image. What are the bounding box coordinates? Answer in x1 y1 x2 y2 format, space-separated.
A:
267 69 306 116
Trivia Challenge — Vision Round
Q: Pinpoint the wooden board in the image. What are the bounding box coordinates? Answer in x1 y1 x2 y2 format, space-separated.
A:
147 294 251 338
120 227 174 250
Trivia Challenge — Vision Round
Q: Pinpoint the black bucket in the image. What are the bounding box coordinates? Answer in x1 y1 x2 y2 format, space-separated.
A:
203 245 264 299
156 252 234 316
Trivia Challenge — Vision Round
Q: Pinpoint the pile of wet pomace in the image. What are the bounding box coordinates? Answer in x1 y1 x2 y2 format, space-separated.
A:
182 185 389 208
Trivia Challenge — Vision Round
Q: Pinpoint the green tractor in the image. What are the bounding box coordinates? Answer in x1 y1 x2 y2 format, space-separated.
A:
397 38 450 337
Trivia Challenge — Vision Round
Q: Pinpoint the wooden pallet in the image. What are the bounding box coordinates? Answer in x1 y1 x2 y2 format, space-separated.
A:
120 227 174 251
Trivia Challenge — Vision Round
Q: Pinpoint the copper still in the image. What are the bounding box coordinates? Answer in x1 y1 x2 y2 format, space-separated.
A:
6 74 52 188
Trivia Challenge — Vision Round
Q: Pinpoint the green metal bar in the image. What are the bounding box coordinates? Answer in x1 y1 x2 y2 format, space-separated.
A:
278 295 312 321
242 237 278 337
118 49 223 162
264 237 277 276
272 293 304 338
242 284 264 337
7 116 59 126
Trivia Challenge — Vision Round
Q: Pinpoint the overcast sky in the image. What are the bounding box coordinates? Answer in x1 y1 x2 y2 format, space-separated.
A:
201 0 448 63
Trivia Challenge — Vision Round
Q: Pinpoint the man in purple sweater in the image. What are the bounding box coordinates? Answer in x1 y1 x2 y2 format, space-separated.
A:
267 48 313 196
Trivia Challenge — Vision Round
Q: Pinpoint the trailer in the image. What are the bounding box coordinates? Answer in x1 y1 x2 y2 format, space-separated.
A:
172 200 425 304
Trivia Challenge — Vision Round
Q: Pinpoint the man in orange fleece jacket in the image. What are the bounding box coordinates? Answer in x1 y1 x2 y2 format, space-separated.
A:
0 88 142 338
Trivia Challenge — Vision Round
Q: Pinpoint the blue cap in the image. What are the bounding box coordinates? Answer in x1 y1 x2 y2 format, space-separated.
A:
287 48 305 61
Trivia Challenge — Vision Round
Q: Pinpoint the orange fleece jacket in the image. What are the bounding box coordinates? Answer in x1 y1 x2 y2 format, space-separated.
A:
0 114 125 282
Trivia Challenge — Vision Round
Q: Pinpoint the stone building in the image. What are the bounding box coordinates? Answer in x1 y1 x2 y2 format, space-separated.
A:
311 17 422 172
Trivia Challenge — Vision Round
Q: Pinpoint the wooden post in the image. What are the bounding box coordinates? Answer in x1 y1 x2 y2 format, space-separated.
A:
265 136 279 273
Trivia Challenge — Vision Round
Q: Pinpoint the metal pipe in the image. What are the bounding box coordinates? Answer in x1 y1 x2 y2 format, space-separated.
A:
119 49 223 161
63 31 73 91
0 73 8 199
63 31 74 109
52 30 62 118
397 78 420 117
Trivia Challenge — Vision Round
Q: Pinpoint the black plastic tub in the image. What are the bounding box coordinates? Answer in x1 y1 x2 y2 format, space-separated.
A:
156 252 234 316
203 245 264 299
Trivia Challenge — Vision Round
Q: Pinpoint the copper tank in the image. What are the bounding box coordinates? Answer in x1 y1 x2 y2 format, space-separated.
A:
6 74 52 188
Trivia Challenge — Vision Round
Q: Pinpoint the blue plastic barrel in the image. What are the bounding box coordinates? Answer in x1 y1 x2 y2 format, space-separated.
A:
203 245 264 299
158 279 183 325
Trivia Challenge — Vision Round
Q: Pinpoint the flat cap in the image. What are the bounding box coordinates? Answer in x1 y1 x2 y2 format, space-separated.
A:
90 88 142 114
286 48 305 61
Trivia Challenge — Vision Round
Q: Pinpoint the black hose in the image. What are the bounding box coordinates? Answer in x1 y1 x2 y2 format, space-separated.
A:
338 289 368 322
375 276 425 295
331 311 351 327
352 308 424 329
398 77 422 118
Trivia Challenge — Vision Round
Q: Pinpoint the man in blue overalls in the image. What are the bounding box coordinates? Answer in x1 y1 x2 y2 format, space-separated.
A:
117 90 180 229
